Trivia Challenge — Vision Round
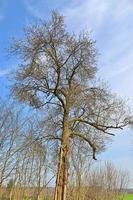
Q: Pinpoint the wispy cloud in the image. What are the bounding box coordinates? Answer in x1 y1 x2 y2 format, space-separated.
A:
0 69 9 77
62 0 109 33
63 0 133 33
24 0 133 34
24 0 109 31
99 50 133 78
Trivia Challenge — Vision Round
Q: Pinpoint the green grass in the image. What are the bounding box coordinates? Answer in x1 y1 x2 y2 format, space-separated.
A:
123 194 133 200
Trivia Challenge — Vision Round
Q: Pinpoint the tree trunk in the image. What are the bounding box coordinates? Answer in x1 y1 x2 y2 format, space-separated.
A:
54 120 70 200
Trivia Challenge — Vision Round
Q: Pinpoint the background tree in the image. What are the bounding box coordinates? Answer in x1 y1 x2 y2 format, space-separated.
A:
0 99 53 200
68 139 94 200
0 101 22 188
9 11 132 200
85 161 129 200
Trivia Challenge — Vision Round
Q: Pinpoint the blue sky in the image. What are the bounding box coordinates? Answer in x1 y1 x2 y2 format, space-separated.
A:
0 0 133 187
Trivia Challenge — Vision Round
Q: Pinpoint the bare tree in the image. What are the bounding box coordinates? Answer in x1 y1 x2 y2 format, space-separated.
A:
0 99 53 200
68 139 93 200
0 101 21 187
11 117 50 200
86 161 129 200
9 11 132 200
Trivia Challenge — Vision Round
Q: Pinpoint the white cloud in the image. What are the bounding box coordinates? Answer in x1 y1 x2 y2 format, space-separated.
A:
63 0 109 33
24 0 133 34
0 69 9 77
63 0 131 31
99 51 133 78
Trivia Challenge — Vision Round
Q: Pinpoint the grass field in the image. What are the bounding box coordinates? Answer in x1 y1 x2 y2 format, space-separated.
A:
123 194 133 200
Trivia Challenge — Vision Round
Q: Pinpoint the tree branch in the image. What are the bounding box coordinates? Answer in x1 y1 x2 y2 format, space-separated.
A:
72 132 97 160
70 118 123 136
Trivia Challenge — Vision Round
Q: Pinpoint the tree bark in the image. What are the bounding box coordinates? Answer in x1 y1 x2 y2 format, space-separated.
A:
54 120 70 200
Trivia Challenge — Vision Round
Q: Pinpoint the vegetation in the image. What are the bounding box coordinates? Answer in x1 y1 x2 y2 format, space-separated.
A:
123 194 133 200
